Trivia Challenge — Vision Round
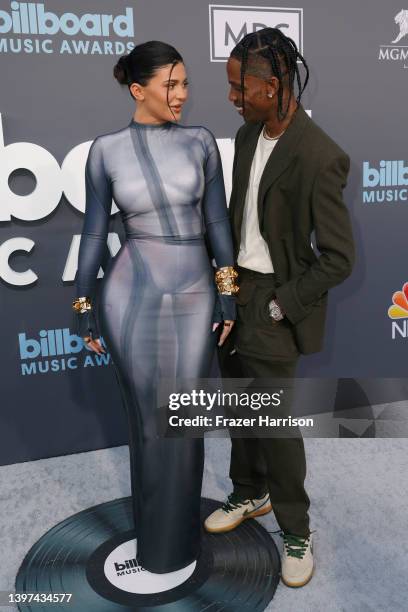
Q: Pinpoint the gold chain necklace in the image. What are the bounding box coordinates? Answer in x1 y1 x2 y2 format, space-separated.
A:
263 125 286 140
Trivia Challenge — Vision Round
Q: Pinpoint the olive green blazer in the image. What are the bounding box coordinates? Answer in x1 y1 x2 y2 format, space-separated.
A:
230 104 355 354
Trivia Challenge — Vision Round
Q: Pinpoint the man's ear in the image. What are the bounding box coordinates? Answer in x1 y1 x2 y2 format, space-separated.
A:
266 75 280 97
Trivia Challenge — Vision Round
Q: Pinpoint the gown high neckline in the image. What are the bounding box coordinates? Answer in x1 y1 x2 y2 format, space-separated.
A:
129 118 173 129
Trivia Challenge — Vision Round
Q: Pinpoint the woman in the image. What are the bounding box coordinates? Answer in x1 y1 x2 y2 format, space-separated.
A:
72 41 238 574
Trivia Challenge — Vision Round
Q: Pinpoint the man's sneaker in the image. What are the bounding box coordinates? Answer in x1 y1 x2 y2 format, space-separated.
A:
204 491 272 533
280 532 314 587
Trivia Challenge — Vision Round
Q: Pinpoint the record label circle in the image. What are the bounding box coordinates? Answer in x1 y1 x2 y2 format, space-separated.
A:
103 537 197 593
16 496 280 611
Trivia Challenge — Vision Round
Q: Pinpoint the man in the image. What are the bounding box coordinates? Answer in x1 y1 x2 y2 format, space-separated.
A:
205 28 354 588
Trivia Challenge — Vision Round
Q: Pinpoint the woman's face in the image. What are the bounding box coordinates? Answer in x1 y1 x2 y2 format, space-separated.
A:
131 62 189 123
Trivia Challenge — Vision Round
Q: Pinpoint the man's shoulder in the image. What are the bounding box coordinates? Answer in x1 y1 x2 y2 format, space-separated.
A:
300 112 349 165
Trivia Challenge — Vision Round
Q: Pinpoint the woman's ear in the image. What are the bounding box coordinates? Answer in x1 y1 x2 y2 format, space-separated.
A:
129 82 144 101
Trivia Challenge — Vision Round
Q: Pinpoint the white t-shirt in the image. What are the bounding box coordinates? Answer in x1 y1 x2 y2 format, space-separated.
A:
237 128 279 273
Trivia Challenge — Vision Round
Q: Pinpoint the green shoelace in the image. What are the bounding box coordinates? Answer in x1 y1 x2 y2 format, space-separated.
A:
221 492 248 514
282 533 309 559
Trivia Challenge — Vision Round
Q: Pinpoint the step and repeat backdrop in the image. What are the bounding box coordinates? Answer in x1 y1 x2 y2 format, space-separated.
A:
1 0 407 464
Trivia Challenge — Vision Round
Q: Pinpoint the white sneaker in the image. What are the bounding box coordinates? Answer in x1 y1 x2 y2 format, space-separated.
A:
281 532 314 587
204 491 272 533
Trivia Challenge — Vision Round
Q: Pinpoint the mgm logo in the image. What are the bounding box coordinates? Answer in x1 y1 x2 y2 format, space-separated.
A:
391 9 408 44
379 9 408 67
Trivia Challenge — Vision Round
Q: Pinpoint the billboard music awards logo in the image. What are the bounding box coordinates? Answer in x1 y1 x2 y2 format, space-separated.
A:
388 282 408 339
378 9 408 68
114 558 146 576
362 160 408 204
0 1 135 55
103 539 196 594
18 328 111 376
209 4 303 61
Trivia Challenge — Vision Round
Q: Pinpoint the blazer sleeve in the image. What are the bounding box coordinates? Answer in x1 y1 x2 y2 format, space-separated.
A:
275 153 355 324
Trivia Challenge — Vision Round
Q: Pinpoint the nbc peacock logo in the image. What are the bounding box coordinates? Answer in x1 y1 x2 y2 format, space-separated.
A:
388 282 408 339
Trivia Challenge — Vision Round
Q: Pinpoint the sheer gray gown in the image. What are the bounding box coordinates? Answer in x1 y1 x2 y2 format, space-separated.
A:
76 118 235 573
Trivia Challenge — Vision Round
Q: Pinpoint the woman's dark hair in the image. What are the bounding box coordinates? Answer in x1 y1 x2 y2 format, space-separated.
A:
113 41 183 117
230 28 309 121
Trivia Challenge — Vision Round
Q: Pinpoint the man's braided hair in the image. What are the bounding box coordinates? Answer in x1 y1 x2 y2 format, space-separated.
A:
230 28 309 120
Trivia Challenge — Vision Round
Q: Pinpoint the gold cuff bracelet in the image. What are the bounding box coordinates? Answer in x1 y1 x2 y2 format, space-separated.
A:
72 296 92 314
215 266 239 295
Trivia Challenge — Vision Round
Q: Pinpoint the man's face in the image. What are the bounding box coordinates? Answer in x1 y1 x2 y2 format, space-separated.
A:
226 57 277 123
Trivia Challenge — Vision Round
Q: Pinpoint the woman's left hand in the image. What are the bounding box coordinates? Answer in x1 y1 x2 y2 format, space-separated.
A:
212 320 235 346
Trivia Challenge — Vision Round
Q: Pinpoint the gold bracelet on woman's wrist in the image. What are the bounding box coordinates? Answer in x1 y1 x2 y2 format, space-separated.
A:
72 296 92 314
215 266 239 295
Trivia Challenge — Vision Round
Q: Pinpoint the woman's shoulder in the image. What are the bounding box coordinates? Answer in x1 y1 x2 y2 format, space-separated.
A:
174 124 218 154
93 124 131 146
175 123 215 139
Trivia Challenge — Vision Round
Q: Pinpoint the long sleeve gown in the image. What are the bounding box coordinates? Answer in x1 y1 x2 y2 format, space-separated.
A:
76 117 235 573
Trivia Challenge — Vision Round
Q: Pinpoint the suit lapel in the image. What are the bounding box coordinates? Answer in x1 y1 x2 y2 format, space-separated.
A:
231 104 310 252
231 121 262 245
257 105 309 224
